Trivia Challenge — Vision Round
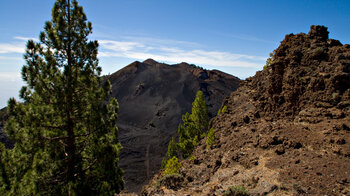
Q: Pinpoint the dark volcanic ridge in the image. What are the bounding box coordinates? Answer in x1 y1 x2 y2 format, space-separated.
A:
143 25 350 196
106 59 240 192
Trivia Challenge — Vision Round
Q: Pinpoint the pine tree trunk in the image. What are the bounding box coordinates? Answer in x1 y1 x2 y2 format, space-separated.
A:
66 0 76 188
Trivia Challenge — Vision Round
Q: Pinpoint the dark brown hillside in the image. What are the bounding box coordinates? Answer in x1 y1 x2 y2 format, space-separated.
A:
107 59 240 192
143 26 350 195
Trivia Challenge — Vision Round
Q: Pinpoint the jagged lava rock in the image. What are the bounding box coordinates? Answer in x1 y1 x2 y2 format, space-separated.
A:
143 25 350 196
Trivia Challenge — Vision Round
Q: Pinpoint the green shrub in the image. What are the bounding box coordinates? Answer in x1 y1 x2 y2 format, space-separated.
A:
263 64 269 70
221 105 227 114
149 120 155 127
263 50 275 70
164 156 182 175
206 128 217 149
224 185 249 196
217 105 227 116
189 155 195 161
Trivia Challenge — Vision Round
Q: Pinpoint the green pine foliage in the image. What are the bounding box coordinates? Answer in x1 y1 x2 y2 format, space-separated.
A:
162 90 209 168
217 105 227 116
178 91 208 159
177 113 198 158
161 137 178 168
221 105 228 114
217 108 221 116
206 128 217 149
190 91 209 135
0 0 123 195
263 50 275 70
163 156 182 175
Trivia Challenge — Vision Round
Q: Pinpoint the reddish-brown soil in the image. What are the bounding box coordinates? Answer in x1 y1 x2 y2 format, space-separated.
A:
142 26 350 196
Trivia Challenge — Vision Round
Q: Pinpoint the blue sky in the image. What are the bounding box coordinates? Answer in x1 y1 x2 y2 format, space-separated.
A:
1 0 350 108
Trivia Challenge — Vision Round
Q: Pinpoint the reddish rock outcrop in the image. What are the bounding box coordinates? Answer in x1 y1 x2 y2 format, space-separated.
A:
142 25 350 196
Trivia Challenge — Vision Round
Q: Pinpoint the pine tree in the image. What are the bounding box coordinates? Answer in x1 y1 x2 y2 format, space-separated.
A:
177 113 198 158
162 90 209 163
163 156 182 175
161 137 178 168
206 128 217 149
0 0 123 195
190 90 209 139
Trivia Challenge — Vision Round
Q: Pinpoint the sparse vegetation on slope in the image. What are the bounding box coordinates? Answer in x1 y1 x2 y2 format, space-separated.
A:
162 90 209 167
164 157 182 175
206 128 217 149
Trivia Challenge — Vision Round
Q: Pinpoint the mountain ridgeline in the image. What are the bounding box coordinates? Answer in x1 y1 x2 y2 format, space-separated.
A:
1 24 349 195
106 59 240 192
0 59 240 193
142 26 350 195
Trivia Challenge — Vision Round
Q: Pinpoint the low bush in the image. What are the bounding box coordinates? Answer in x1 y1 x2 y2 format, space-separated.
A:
206 128 217 149
224 185 249 196
164 156 182 175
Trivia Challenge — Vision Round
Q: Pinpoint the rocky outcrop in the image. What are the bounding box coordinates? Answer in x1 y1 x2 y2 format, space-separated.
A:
143 26 350 195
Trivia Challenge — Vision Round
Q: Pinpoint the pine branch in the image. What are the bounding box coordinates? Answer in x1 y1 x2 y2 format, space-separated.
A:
42 135 69 141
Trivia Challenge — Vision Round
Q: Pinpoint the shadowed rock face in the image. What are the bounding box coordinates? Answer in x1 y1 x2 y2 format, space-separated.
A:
143 26 350 196
107 59 240 192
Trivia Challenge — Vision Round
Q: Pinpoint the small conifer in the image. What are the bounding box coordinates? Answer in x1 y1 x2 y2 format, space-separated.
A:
164 156 182 175
206 128 217 149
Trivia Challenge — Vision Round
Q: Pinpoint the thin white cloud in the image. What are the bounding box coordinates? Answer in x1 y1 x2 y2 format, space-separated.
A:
0 55 22 61
0 72 21 82
0 36 39 54
98 38 266 68
0 43 25 54
99 40 145 52
13 36 39 42
0 35 266 68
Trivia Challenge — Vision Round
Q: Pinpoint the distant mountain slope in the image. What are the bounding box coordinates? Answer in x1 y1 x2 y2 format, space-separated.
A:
143 26 350 195
0 59 240 193
107 59 240 192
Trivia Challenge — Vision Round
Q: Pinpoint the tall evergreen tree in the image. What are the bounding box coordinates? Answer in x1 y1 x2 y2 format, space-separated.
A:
190 90 209 137
0 0 123 195
162 90 209 163
177 113 198 158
